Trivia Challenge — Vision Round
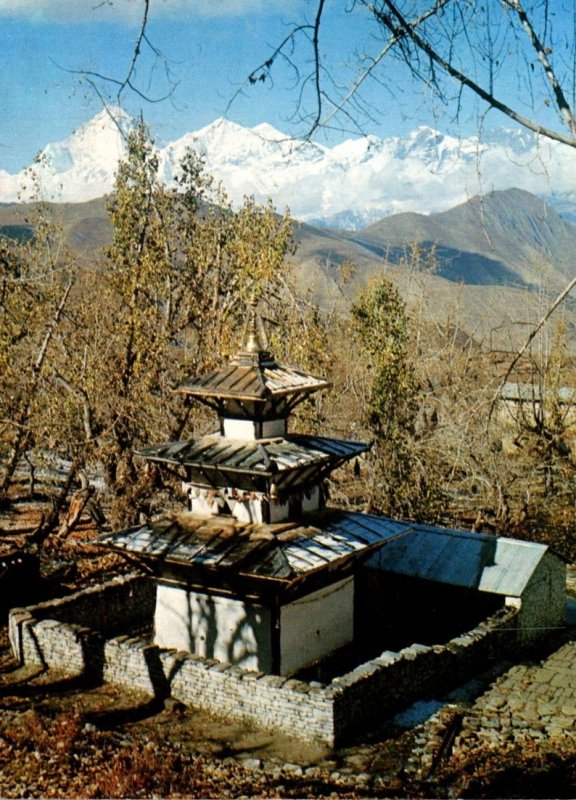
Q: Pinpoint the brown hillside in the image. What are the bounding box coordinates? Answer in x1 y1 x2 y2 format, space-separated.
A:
2 189 575 351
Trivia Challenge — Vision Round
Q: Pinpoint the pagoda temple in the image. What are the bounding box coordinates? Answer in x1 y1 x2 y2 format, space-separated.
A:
99 312 568 679
99 315 391 676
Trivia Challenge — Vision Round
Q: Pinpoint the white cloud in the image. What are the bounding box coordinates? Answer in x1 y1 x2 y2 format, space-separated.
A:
0 0 140 24
163 0 291 16
0 0 286 23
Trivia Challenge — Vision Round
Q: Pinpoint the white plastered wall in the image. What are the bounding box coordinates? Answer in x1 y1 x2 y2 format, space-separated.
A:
279 576 354 676
154 584 273 672
302 485 321 514
222 418 287 440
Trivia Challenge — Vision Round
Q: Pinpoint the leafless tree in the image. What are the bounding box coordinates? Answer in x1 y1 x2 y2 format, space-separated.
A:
56 0 179 139
237 2 576 146
236 0 576 406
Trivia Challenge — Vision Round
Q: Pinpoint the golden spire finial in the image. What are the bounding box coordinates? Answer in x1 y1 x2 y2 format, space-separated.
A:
244 299 262 354
231 297 276 367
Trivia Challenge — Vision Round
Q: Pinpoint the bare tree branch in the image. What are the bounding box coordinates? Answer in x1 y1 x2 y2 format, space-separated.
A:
29 457 81 545
52 0 178 126
488 274 576 424
55 374 96 443
123 0 151 98
227 24 315 116
0 278 74 495
373 0 576 148
501 0 576 133
318 0 453 133
310 0 327 133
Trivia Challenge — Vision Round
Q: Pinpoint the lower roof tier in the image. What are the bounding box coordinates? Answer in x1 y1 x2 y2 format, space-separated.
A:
98 509 553 601
98 509 411 597
135 434 369 497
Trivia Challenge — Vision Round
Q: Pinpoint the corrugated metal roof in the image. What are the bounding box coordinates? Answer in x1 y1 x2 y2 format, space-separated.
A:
501 382 576 405
135 434 368 478
100 510 552 598
179 360 329 402
367 523 549 597
477 538 549 596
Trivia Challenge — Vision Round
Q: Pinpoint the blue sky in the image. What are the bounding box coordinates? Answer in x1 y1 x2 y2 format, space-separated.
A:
0 0 455 172
0 0 569 173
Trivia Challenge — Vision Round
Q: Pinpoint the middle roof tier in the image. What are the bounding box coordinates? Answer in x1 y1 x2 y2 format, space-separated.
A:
136 433 369 497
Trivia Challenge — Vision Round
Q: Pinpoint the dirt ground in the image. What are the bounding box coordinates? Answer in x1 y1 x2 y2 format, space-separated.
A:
0 493 420 797
0 638 420 798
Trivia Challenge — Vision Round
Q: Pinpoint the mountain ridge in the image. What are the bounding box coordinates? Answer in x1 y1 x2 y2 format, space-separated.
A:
354 188 576 288
3 110 576 229
0 186 574 351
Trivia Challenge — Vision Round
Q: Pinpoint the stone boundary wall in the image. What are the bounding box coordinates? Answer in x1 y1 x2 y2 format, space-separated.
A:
331 606 519 739
8 582 521 745
164 650 335 743
8 573 153 673
146 606 519 744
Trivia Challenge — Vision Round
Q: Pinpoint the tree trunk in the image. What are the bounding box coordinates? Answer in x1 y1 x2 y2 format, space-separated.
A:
29 458 80 545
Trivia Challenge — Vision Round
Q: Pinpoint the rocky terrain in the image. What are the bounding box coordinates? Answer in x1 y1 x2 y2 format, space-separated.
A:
0 665 416 799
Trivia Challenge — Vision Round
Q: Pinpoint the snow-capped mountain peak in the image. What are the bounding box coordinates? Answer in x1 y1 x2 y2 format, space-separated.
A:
42 107 129 171
2 108 576 228
0 107 130 203
251 122 288 140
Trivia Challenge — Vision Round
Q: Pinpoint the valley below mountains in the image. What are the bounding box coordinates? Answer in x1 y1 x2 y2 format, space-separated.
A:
1 186 575 351
2 108 576 350
294 187 576 350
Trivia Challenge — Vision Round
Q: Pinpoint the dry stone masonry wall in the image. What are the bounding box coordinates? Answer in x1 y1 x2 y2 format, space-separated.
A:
8 576 522 745
8 574 153 676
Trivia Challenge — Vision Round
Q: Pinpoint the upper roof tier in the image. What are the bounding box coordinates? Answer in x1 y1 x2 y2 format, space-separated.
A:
177 310 329 418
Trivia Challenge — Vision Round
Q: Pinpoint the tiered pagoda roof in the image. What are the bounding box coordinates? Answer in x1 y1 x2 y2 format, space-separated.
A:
103 310 373 592
136 433 367 496
177 315 330 418
180 359 328 404
134 312 368 497
99 509 412 598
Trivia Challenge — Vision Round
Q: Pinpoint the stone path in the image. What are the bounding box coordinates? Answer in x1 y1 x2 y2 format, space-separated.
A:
455 640 576 749
403 632 576 780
